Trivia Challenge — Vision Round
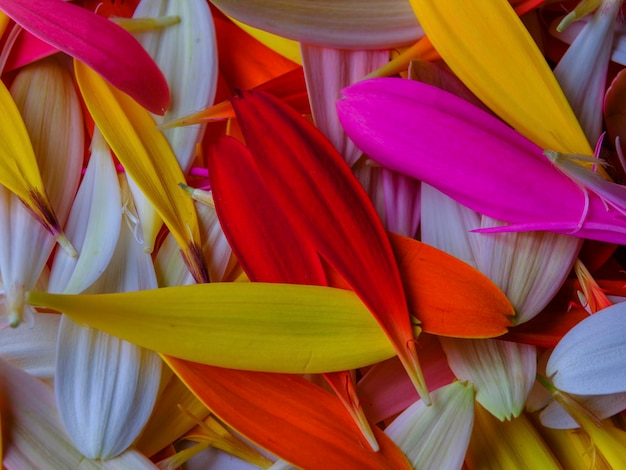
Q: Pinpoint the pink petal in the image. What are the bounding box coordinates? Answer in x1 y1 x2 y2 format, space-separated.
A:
0 0 169 114
337 78 626 244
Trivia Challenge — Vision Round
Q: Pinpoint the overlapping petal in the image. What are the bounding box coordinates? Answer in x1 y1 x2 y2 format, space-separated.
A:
164 358 413 469
74 59 207 281
408 0 591 154
210 0 423 49
27 283 396 373
0 0 170 114
337 78 626 244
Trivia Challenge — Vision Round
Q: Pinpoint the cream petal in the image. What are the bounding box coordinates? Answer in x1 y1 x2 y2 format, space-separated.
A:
440 338 536 420
48 128 122 295
385 381 474 470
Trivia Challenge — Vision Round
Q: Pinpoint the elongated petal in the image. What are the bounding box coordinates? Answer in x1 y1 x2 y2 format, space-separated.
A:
408 0 591 154
28 283 395 373
164 358 412 469
74 59 206 281
133 0 217 173
338 78 626 244
547 302 626 395
0 0 169 114
0 58 83 326
385 382 474 470
55 217 162 460
440 338 536 420
0 69 67 247
48 129 122 295
553 0 620 144
210 0 423 49
226 89 428 399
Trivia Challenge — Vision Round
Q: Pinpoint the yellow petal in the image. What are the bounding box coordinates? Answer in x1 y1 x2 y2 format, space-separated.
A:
0 75 71 251
73 59 207 282
27 283 395 373
230 17 302 65
408 0 592 154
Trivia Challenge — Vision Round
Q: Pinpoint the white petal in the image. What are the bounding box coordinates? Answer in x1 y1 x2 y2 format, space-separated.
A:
385 381 474 470
134 0 218 173
0 59 83 325
554 0 621 144
55 222 162 459
440 338 536 420
301 45 387 166
55 316 162 460
539 391 626 429
547 302 626 395
0 312 59 379
48 128 122 295
0 358 85 470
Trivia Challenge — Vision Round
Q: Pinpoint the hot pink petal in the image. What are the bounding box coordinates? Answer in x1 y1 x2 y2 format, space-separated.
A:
337 78 626 244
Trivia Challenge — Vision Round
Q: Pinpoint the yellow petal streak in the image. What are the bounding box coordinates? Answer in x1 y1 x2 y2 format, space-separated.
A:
408 0 592 154
74 60 207 282
27 283 395 373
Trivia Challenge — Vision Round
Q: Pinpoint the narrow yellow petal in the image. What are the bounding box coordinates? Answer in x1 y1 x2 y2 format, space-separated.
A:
74 59 207 282
408 0 592 154
27 283 396 373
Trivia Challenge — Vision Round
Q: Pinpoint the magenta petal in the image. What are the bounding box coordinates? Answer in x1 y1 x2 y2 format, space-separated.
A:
337 78 626 244
0 0 169 114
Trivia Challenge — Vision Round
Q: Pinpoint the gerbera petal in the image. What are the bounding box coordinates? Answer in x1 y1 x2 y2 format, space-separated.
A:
0 0 170 114
547 302 626 395
210 0 423 49
133 0 218 173
301 45 387 166
407 0 591 154
74 59 207 282
440 338 536 420
0 66 73 254
27 283 396 373
226 89 428 400
47 129 122 295
337 78 626 244
164 358 413 469
385 381 475 470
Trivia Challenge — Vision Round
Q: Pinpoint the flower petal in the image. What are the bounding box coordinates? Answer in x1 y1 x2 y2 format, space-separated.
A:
210 0 423 49
164 358 412 470
28 283 396 374
337 78 626 244
0 0 170 114
48 129 122 295
385 381 475 470
407 0 591 153
547 302 626 395
74 59 206 281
